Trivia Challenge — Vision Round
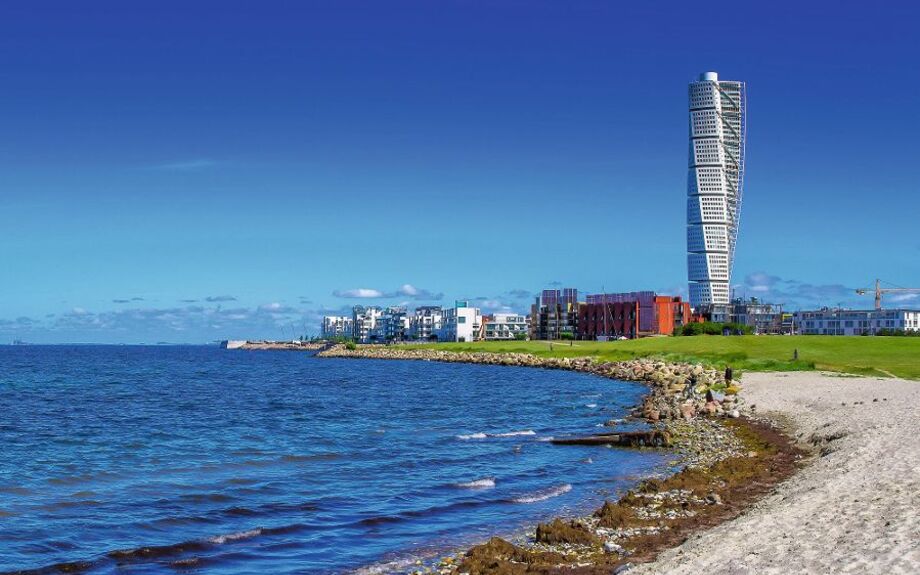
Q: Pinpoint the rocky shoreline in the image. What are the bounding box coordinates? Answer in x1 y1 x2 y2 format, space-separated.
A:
319 345 745 429
319 345 802 574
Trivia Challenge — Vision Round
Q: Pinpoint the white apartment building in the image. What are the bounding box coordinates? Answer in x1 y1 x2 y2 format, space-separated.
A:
376 306 410 342
795 308 920 335
352 305 383 343
321 316 354 339
409 306 443 341
484 313 528 340
436 301 482 342
687 71 746 308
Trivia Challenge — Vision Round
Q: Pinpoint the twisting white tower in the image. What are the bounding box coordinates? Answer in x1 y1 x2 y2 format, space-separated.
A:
687 71 746 308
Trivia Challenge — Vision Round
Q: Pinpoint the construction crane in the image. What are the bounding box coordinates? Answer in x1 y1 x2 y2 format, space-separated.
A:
855 279 920 310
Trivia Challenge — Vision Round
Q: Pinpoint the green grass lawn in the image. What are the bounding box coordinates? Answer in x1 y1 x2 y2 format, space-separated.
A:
406 336 920 380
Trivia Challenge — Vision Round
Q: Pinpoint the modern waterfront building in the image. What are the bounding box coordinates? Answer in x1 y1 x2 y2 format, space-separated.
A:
530 288 579 340
321 315 354 339
483 313 528 340
687 71 746 309
577 292 691 340
435 301 482 342
731 297 783 334
794 308 920 336
700 297 784 334
409 306 443 341
378 306 409 342
351 305 383 343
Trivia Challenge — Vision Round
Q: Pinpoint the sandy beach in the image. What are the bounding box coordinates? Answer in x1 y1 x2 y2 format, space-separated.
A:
632 371 920 574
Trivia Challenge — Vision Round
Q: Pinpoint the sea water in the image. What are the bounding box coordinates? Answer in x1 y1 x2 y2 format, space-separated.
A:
0 346 671 574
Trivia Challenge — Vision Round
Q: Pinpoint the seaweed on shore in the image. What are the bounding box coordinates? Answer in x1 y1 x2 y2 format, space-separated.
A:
451 417 804 575
534 519 600 546
456 537 567 575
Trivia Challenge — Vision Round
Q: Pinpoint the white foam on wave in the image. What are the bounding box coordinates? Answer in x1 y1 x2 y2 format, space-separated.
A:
208 528 263 545
456 478 496 489
585 403 598 408
492 430 536 438
352 556 423 575
512 483 572 504
457 430 535 440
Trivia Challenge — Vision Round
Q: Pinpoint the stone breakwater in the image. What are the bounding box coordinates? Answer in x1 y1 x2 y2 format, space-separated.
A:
230 341 328 351
318 344 746 427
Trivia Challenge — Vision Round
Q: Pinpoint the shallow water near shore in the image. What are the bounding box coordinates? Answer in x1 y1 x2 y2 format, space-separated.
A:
0 345 672 574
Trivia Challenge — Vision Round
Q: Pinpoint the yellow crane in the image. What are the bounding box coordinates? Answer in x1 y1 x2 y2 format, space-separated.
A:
855 279 920 310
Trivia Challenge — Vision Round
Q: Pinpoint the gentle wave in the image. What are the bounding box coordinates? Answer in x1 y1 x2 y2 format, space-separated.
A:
4 524 311 574
108 539 210 561
103 524 309 564
585 403 598 408
492 430 536 438
512 484 572 504
456 430 535 440
356 499 491 527
455 478 495 489
207 527 263 545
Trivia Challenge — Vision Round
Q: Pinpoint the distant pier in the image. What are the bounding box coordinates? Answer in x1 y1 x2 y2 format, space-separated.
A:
220 340 328 351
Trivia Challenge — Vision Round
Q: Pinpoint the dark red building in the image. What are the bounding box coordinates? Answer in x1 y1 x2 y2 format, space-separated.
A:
577 292 691 340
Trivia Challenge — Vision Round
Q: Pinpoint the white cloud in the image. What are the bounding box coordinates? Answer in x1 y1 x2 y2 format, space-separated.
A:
888 293 920 303
332 285 443 300
333 288 386 298
739 272 861 309
0 302 331 343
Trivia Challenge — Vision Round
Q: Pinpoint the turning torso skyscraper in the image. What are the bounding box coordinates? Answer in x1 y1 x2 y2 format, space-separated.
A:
687 71 746 309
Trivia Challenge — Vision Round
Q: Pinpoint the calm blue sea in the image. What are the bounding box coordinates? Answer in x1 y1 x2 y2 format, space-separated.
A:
0 346 671 574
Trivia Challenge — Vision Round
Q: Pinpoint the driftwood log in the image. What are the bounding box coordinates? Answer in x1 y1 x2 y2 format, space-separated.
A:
551 430 672 448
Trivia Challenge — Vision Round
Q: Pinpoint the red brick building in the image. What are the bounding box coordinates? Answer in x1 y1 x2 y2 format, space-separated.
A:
577 292 691 340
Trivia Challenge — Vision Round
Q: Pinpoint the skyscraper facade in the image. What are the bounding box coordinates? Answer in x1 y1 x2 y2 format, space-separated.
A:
687 71 746 308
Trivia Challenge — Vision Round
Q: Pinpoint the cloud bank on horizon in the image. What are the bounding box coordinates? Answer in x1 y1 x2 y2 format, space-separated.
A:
2 272 902 344
332 284 444 301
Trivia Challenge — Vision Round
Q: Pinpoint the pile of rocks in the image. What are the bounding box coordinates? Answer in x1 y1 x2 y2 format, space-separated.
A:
666 417 747 469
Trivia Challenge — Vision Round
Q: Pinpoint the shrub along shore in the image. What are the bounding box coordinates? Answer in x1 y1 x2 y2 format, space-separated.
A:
317 345 804 574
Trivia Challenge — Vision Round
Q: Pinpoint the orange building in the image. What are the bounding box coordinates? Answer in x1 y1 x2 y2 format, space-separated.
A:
652 295 692 336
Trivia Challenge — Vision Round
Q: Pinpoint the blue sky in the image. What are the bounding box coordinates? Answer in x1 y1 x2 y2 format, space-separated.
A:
2 1 919 343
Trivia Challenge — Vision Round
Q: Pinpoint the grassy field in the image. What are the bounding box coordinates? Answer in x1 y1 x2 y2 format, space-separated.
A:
407 336 920 380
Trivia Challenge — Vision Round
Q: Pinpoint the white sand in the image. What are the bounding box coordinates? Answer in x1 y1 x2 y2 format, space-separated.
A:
633 371 920 575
